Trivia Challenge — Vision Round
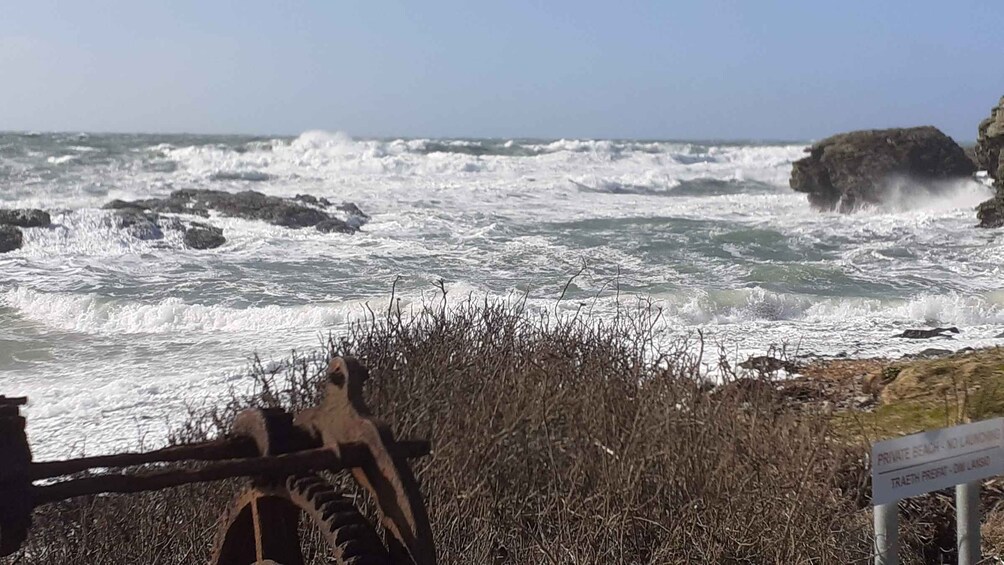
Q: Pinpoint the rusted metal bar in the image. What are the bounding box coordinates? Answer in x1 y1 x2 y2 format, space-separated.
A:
32 447 361 504
29 439 429 504
26 438 428 483
29 437 259 480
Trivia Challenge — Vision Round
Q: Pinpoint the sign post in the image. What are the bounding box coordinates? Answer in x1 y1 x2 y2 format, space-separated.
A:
873 502 898 565
957 481 980 565
871 417 1004 565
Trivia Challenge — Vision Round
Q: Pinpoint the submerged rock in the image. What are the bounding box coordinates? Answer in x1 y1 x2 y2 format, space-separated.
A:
111 209 166 240
183 223 226 249
789 126 975 211
0 208 51 228
893 327 959 339
315 218 354 234
0 225 23 253
337 202 371 229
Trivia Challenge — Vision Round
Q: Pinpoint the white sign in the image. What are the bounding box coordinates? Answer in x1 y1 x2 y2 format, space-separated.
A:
871 418 1004 506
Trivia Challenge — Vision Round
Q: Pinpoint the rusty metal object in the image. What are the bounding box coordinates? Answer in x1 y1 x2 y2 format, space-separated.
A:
295 357 437 565
0 396 31 557
0 358 436 564
212 474 391 565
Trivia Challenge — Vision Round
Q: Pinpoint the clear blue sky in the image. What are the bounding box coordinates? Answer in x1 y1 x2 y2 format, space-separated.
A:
1 1 1001 141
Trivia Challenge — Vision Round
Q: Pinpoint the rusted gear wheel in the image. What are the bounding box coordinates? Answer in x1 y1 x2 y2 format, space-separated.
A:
212 473 391 565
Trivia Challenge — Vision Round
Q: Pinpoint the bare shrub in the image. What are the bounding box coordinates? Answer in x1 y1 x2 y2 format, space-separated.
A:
7 297 881 564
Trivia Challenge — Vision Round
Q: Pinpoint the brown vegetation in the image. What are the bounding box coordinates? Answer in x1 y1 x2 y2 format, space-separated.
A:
5 298 978 564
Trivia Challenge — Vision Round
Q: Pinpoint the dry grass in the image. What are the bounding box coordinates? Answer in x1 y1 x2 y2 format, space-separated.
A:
6 296 959 564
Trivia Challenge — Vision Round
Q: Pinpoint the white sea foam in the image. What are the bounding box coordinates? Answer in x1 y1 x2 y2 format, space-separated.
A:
4 130 1003 457
2 287 372 335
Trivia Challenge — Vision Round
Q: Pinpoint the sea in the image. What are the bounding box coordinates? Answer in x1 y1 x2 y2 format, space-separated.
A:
1 130 1001 459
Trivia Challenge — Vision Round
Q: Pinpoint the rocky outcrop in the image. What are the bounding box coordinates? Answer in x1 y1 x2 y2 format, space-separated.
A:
975 97 1004 227
109 208 175 240
977 196 1004 228
0 225 23 253
790 126 976 211
104 189 368 232
976 97 1004 181
183 223 226 250
0 209 50 228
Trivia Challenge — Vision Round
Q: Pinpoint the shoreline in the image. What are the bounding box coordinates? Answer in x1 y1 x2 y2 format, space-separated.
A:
740 344 1004 442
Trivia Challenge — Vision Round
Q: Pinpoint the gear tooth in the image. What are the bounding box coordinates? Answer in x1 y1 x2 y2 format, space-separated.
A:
320 498 357 519
337 539 375 559
290 475 315 492
333 523 371 546
311 490 338 505
303 481 328 498
327 510 364 530
217 472 393 563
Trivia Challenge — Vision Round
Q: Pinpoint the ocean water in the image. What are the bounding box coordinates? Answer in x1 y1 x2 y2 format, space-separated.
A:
1 131 1001 459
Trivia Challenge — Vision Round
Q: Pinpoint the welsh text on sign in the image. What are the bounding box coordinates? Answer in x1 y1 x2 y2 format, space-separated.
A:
871 418 1004 506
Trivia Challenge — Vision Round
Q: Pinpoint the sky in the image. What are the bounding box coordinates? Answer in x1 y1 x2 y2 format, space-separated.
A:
0 1 1001 141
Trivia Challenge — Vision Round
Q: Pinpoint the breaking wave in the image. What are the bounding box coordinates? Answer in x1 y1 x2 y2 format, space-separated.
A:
1 287 365 335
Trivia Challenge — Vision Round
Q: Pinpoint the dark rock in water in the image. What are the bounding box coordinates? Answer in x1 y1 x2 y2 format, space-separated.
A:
0 225 23 253
294 194 320 206
102 197 209 217
183 223 226 250
738 356 800 374
167 190 327 228
893 327 960 339
102 199 139 210
105 189 367 233
337 202 368 217
0 209 51 228
975 97 1004 227
315 218 354 234
112 209 166 240
978 196 1004 228
337 202 371 229
789 126 976 211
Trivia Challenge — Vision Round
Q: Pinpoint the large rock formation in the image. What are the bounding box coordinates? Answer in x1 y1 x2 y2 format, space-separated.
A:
976 96 1004 181
975 97 1004 227
790 126 976 211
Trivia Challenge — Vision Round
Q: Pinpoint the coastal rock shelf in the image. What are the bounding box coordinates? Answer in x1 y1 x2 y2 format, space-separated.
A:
103 189 370 249
789 126 975 211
